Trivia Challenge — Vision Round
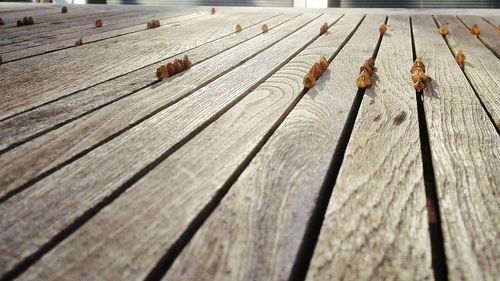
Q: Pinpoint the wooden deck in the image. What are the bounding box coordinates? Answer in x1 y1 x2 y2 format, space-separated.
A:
0 3 499 281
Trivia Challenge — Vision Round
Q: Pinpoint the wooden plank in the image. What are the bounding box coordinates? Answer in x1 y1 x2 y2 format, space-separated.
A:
435 15 500 129
0 11 207 62
482 16 500 26
458 15 500 56
306 15 433 281
0 12 300 199
163 15 386 281
0 13 333 278
0 7 204 53
17 14 360 281
412 15 500 281
0 11 276 121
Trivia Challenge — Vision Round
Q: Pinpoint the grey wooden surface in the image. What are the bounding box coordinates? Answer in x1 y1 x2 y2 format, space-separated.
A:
0 4 499 281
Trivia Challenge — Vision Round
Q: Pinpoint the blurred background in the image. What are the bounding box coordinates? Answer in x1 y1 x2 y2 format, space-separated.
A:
1 0 498 9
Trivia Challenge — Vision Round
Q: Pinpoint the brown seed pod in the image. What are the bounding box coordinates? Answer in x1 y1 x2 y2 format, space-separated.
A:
439 25 448 36
318 56 328 72
310 62 323 79
303 73 316 88
210 8 216 15
455 50 465 69
320 22 328 35
410 57 427 91
23 16 29 25
61 6 67 14
173 59 183 74
146 22 152 29
182 54 192 70
379 23 387 35
261 24 269 33
156 65 169 79
470 24 480 35
362 58 375 75
74 37 83 47
17 20 23 27
95 19 103 28
356 70 372 88
0 17 4 25
152 19 160 28
28 16 34 25
235 23 242 33
166 62 175 76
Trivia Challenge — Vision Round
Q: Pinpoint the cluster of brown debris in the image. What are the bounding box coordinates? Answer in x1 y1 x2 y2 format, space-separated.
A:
156 54 192 80
147 19 160 29
410 58 427 92
95 19 103 28
320 22 328 35
303 56 328 88
470 24 480 35
61 6 68 14
17 16 34 26
356 58 375 88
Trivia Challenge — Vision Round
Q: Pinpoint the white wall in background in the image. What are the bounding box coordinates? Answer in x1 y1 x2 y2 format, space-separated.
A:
294 0 328 8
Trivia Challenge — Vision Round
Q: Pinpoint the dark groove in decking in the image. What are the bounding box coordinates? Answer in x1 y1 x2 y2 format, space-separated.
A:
410 16 449 281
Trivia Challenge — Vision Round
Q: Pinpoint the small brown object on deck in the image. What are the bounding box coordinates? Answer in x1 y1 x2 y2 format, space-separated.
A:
0 17 4 25
235 23 242 33
303 73 316 88
182 54 192 70
166 62 175 76
455 50 465 69
410 57 427 92
497 25 500 31
23 16 29 25
310 62 322 78
261 24 269 33
379 23 387 35
318 56 328 72
17 20 22 26
156 65 169 79
95 19 103 28
470 24 480 35
439 25 448 35
210 8 216 15
320 22 328 35
173 59 183 74
28 17 34 25
356 57 375 88
147 19 160 29
74 37 83 47
61 6 68 13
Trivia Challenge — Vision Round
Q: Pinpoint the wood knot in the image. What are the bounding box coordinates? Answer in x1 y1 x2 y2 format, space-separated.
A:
470 24 480 35
95 19 103 28
61 6 68 13
455 50 465 69
439 25 448 36
393 111 407 126
379 23 387 35
320 22 328 35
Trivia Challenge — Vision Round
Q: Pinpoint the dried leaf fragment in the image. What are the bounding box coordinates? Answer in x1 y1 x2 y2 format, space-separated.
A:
261 24 269 33
61 6 68 13
410 57 427 91
455 50 465 69
439 25 448 35
235 23 242 33
379 23 387 35
74 37 83 47
95 19 103 28
470 24 480 35
303 73 316 88
210 8 216 15
320 22 328 35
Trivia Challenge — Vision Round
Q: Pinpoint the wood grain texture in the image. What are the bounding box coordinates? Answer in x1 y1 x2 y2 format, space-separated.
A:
306 16 433 281
0 10 206 61
0 12 301 199
482 16 500 26
413 15 500 281
163 14 386 281
18 14 356 281
458 15 500 56
0 14 330 278
435 15 500 129
0 11 275 120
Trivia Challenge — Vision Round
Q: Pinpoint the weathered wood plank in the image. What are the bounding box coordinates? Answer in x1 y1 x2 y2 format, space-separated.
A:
306 15 433 281
163 15 386 281
18 14 359 281
0 13 332 278
458 15 500 56
413 15 500 281
0 12 299 199
0 11 207 62
435 15 500 129
0 11 275 121
482 16 500 26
